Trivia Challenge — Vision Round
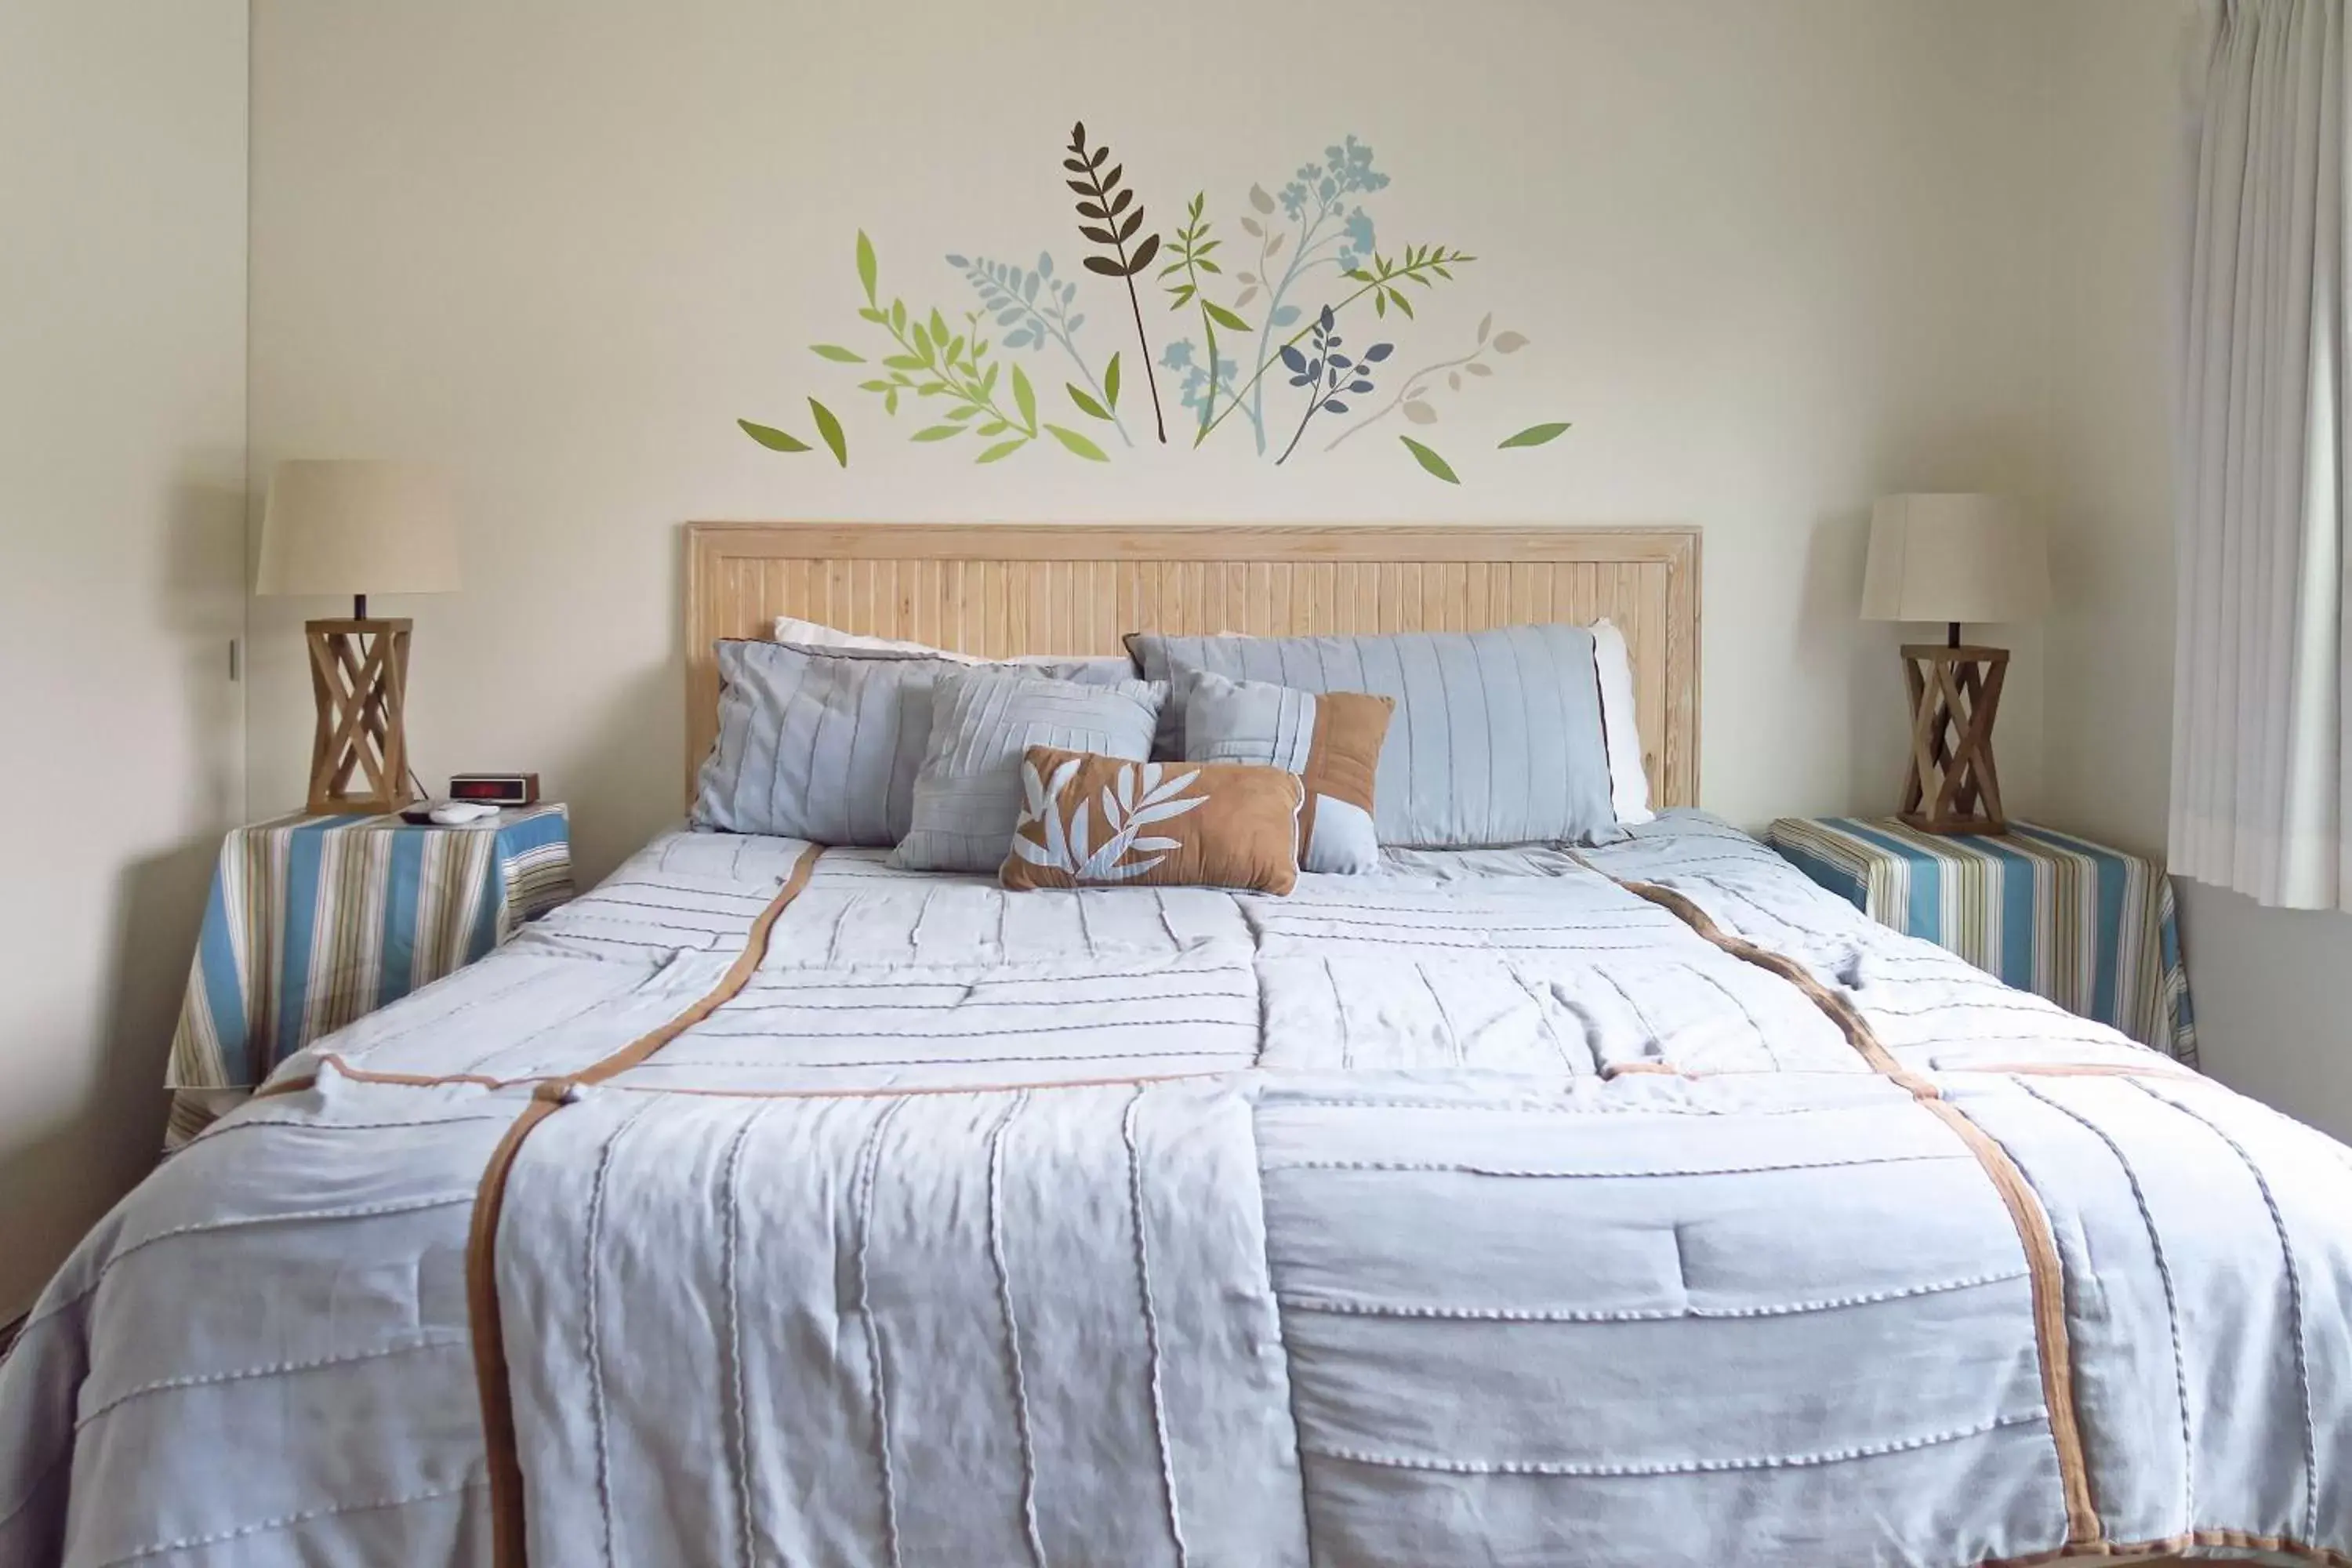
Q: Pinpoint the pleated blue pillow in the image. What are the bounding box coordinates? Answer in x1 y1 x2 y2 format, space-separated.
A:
694 641 1133 844
1127 624 1620 849
892 668 1167 874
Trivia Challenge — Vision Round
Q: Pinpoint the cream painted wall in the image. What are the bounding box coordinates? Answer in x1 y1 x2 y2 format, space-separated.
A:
2040 0 2187 860
0 3 249 1312
247 0 2058 885
2038 0 2352 1142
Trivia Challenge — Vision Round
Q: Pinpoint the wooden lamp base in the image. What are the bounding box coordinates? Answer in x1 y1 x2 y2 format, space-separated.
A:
304 617 417 816
1898 642 2009 835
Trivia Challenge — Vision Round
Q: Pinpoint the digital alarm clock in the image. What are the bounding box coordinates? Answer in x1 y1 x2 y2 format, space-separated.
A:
448 772 539 807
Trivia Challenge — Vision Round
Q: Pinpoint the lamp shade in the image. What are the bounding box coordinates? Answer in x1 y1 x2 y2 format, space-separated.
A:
255 459 459 597
1860 493 2047 626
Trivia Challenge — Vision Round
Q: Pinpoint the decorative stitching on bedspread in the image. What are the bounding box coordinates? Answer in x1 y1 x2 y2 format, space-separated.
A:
986 1092 1050 1568
93 1479 488 1566
1675 959 1783 1070
1303 1407 2050 1478
1261 1149 1971 1178
1276 1266 2030 1323
2129 1078 2318 1543
18 1194 477 1338
1254 931 1660 950
2014 1080 2195 1533
193 1112 516 1138
737 963 1246 995
1122 1086 1192 1567
713 986 1255 1012
854 1097 909 1568
664 1014 1259 1044
73 1338 470 1432
720 1100 775 1568
585 1100 656 1566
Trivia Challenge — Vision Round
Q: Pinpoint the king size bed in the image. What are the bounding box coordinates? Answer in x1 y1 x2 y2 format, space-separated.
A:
1 524 2345 1568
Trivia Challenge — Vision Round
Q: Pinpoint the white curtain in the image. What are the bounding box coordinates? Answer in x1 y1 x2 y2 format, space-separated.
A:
2173 0 2352 909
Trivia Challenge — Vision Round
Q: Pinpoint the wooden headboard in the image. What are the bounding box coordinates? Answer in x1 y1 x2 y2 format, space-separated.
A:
684 522 1700 808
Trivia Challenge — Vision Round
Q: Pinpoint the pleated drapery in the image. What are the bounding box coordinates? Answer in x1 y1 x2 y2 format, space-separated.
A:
2173 0 2352 909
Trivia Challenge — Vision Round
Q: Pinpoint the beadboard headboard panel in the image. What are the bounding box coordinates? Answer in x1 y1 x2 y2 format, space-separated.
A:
684 522 1700 809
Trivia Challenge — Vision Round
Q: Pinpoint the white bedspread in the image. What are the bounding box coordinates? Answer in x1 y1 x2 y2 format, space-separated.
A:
2 814 2346 1567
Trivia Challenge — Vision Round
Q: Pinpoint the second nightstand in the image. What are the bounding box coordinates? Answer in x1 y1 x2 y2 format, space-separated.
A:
165 802 574 1144
1765 815 2196 1065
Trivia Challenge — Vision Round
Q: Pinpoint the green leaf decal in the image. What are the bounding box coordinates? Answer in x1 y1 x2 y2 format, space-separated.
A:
856 231 878 305
1012 365 1038 431
910 424 962 442
739 419 811 452
1399 436 1461 484
1045 423 1110 462
808 398 848 466
1104 353 1122 409
1203 302 1253 333
1497 422 1572 449
975 438 1025 464
811 344 865 363
1066 383 1112 422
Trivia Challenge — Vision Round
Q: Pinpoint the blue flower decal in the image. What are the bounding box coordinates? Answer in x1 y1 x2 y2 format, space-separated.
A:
1326 136 1388 193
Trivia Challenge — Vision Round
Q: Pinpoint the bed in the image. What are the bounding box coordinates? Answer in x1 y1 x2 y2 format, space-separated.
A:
2 523 2346 1568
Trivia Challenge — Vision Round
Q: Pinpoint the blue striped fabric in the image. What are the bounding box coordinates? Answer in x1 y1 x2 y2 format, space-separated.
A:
1764 816 2197 1065
166 804 574 1144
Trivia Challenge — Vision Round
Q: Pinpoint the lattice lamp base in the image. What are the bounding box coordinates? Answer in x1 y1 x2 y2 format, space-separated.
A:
1898 642 2009 835
304 617 417 816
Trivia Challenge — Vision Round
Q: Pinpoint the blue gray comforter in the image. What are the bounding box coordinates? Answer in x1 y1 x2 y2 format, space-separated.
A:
2 815 2345 1566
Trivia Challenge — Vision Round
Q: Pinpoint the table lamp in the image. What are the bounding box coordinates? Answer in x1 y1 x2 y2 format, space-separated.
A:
255 459 459 815
1860 493 2048 835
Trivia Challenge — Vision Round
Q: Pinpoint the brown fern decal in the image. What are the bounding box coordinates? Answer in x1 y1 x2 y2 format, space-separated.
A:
1065 122 1166 443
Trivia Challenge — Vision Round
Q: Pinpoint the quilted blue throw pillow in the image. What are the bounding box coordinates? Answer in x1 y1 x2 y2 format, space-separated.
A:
892 668 1167 874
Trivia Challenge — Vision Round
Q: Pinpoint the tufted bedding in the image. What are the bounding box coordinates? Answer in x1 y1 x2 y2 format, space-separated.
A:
1 813 2347 1566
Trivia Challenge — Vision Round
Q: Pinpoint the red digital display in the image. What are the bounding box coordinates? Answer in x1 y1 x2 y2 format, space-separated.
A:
448 773 537 804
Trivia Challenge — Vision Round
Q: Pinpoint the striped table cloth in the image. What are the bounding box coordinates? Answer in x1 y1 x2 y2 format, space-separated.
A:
1764 817 2196 1066
166 804 573 1144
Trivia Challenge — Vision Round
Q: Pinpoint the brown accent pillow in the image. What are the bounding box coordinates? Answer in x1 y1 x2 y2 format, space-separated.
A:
1000 746 1304 895
1295 689 1391 869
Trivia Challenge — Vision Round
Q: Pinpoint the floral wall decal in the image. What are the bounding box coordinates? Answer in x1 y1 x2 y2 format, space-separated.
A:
1160 193 1252 434
739 127 1571 484
1065 122 1167 442
1276 307 1392 463
947 252 1130 446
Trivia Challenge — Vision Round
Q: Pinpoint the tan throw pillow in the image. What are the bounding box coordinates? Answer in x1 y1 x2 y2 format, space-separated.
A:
1000 746 1305 895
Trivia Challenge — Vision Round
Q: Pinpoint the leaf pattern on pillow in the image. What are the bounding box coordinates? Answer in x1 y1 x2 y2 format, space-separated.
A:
1012 758 1207 882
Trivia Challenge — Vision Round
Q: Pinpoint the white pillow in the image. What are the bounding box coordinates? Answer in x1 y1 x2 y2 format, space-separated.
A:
1591 619 1653 826
772 616 1092 667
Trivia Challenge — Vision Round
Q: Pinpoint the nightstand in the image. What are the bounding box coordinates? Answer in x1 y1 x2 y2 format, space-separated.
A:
1764 816 2195 1065
165 803 574 1144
